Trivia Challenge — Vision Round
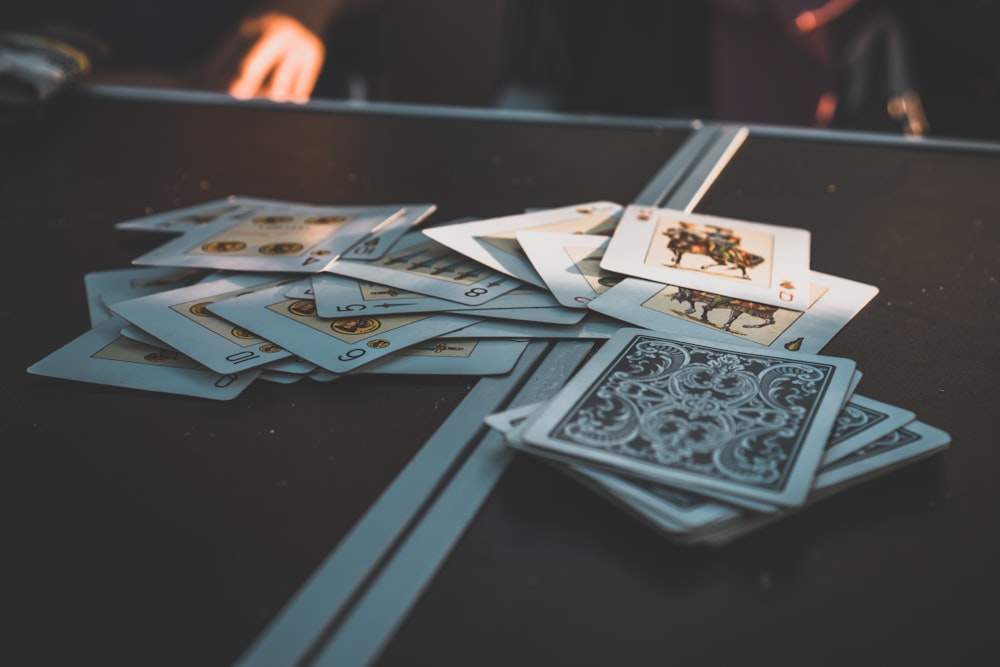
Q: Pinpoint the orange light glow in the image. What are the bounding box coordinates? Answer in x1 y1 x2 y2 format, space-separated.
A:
229 12 326 104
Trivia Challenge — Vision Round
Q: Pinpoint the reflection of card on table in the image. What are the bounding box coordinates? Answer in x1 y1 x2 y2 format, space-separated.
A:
423 201 622 287
588 271 877 354
520 328 856 510
602 205 811 310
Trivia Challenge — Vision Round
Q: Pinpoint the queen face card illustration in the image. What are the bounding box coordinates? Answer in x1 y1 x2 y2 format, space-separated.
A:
130 204 427 273
602 205 811 310
587 271 877 354
520 328 856 509
515 232 624 308
323 231 524 305
107 274 302 374
422 201 623 287
27 318 259 400
206 282 479 373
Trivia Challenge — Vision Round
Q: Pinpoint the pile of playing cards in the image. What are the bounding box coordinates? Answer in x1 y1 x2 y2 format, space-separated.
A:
29 195 948 543
483 329 949 546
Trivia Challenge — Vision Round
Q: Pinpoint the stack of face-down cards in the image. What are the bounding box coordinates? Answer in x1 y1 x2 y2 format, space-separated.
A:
483 328 950 546
28 198 636 399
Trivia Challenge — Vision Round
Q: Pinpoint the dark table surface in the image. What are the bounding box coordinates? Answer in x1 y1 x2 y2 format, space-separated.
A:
3 90 999 667
377 130 1000 666
0 89 691 667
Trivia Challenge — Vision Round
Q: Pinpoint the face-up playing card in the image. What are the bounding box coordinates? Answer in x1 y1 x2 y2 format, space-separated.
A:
445 305 586 325
323 231 524 305
131 204 431 273
520 328 856 509
422 201 623 287
515 232 624 308
108 274 303 374
439 312 623 339
336 204 438 260
356 338 529 375
206 282 480 373
310 272 559 318
84 266 208 326
821 394 916 466
27 318 259 399
587 271 878 354
113 196 276 234
602 205 812 310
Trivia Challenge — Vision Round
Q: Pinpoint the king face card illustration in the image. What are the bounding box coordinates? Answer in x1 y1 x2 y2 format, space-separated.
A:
602 205 811 310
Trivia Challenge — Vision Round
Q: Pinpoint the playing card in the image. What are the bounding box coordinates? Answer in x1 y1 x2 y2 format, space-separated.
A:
336 204 436 260
488 402 744 532
357 338 529 375
323 231 524 305
602 205 812 310
814 420 950 492
588 271 878 353
454 306 585 325
108 274 302 374
821 394 916 466
520 328 856 509
515 232 624 308
310 273 559 318
113 196 275 233
206 282 479 373
440 312 623 339
422 201 623 287
27 318 259 400
131 204 432 273
84 266 208 326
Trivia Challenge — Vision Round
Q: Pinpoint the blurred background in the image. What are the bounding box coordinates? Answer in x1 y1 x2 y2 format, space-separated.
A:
2 0 999 142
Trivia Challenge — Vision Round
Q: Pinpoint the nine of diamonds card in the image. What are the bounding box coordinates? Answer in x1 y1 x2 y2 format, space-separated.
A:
207 282 479 373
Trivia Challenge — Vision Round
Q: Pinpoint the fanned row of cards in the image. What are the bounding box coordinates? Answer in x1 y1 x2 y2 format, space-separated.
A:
29 196 888 398
483 328 950 546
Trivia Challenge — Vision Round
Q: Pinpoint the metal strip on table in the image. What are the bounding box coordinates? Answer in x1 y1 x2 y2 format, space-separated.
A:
232 113 723 667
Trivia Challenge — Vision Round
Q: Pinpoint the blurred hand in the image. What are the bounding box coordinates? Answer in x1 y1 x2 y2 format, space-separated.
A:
201 12 326 103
